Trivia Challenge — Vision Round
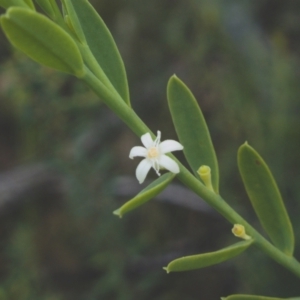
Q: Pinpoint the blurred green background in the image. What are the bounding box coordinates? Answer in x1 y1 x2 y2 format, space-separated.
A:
1 0 300 299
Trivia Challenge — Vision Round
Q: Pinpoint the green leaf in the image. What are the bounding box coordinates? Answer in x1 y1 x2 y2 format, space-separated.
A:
164 240 253 273
222 295 299 300
23 0 34 9
61 0 86 44
68 0 130 104
0 0 29 9
1 7 84 77
35 0 56 19
34 0 65 27
238 143 294 255
113 173 175 218
167 75 219 192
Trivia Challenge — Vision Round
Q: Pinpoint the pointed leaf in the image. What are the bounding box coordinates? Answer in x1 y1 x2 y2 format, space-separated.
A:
23 0 34 9
35 0 65 27
1 7 84 77
113 172 175 218
164 240 253 273
35 0 56 19
238 143 294 255
222 295 299 300
167 75 219 192
61 0 86 44
68 0 130 104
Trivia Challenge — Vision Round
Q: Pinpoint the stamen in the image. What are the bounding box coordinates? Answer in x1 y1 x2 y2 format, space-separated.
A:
154 131 161 146
155 161 160 176
148 147 159 158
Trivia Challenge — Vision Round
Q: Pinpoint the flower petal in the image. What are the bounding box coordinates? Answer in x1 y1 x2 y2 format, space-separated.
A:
136 159 152 184
129 146 147 159
141 133 153 148
159 155 180 173
159 140 184 154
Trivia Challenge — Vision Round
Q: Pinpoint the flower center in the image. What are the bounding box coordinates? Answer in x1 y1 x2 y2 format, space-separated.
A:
147 147 159 159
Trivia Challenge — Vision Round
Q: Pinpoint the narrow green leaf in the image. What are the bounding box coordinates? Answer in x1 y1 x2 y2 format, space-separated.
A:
113 173 175 218
238 143 294 255
0 0 29 9
35 0 56 18
34 0 65 27
222 295 299 300
164 240 253 273
167 75 219 192
23 0 34 9
61 0 86 44
1 7 84 77
69 0 130 104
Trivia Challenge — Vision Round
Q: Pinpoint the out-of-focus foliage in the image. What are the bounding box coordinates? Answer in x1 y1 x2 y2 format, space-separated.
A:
0 0 300 299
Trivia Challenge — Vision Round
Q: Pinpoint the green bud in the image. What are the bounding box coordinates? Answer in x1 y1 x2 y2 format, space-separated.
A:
197 165 215 192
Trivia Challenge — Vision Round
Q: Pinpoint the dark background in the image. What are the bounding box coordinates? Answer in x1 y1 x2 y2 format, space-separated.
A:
0 0 300 299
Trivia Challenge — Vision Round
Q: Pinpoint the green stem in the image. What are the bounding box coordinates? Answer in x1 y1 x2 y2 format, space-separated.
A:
81 68 300 279
177 166 300 278
79 45 122 101
48 1 122 99
82 68 149 135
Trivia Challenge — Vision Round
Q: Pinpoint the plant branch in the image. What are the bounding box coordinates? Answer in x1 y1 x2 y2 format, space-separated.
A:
81 68 300 279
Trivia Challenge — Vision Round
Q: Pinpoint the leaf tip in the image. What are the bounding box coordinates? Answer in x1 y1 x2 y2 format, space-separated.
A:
168 73 182 86
5 6 13 14
241 141 250 148
162 266 170 274
112 209 122 218
238 141 251 155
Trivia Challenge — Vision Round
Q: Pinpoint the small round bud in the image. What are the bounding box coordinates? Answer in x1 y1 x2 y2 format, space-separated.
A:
232 224 251 240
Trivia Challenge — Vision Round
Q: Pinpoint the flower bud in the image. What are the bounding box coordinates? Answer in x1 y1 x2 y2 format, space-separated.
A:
197 165 214 192
232 224 251 240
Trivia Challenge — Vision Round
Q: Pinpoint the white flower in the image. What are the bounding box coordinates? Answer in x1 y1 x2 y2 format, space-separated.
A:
129 131 184 184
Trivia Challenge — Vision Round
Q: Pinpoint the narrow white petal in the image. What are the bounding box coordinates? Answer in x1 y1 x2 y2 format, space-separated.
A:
136 159 152 184
159 140 184 154
129 146 147 159
159 155 180 173
141 133 154 148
